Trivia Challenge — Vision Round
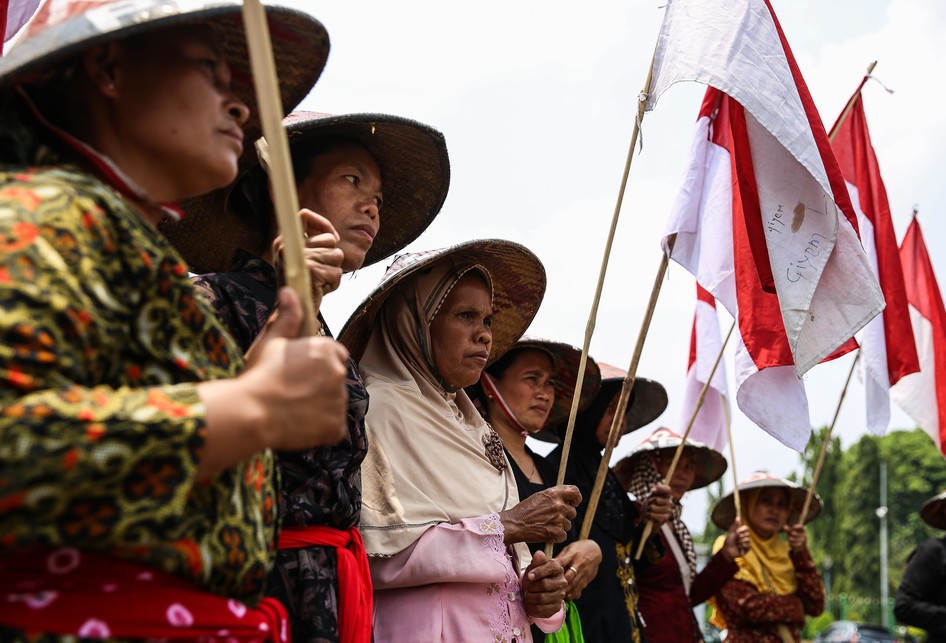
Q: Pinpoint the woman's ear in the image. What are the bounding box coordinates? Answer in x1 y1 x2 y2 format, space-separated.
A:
81 42 123 98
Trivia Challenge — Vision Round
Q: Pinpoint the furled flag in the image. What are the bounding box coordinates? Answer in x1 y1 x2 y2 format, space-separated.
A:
681 283 731 452
890 218 946 458
830 84 919 435
648 0 885 450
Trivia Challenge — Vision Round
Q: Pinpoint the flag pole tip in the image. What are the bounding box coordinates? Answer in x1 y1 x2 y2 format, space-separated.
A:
866 60 878 75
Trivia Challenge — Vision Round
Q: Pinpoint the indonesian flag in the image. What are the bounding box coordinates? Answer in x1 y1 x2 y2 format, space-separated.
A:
890 219 946 457
830 86 920 435
649 0 885 451
681 283 731 452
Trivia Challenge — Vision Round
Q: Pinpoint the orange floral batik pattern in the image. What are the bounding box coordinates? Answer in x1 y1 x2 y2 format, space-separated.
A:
0 165 278 608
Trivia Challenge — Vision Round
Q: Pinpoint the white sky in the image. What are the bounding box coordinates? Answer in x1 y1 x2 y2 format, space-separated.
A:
283 0 946 528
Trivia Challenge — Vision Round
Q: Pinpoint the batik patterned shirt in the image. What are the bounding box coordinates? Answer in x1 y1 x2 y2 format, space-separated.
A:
194 259 369 642
0 166 279 614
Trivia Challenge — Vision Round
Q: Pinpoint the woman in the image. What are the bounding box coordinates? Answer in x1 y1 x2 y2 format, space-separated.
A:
708 471 825 643
0 1 346 639
545 364 673 643
469 338 605 641
338 240 578 642
174 111 449 642
894 488 946 642
614 427 750 642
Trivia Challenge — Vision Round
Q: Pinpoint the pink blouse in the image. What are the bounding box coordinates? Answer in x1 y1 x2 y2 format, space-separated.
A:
369 514 564 642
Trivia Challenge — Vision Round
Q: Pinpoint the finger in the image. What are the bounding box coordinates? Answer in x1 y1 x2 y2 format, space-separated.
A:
555 485 582 507
527 561 564 582
262 288 302 339
299 209 341 241
304 231 342 251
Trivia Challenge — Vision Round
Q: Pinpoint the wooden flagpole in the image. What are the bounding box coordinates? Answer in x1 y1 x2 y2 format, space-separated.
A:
544 44 660 557
242 0 318 337
724 400 742 524
576 236 676 542
798 350 859 524
632 318 736 558
827 61 877 141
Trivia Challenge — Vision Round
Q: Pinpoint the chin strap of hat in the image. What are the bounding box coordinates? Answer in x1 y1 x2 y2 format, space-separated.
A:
480 373 529 437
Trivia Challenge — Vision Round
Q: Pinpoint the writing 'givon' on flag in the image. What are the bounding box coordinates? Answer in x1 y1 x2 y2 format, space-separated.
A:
648 0 885 451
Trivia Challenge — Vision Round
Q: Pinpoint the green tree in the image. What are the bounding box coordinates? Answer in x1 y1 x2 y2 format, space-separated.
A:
800 428 946 625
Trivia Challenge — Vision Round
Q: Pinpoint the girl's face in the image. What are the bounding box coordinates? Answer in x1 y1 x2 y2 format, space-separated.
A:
90 26 249 203
489 349 555 434
748 487 792 538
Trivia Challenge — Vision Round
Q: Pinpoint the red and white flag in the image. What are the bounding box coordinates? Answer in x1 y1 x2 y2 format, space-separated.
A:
649 0 885 450
830 86 920 435
890 219 946 458
681 283 731 452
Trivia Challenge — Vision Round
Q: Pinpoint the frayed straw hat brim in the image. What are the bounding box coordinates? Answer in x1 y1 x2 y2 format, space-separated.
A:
613 433 727 492
1 1 329 155
338 239 546 368
711 474 822 530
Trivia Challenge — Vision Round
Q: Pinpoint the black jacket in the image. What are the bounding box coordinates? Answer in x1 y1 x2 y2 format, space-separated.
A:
895 536 946 642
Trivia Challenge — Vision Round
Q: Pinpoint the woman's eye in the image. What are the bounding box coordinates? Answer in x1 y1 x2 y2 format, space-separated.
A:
345 175 359 186
373 196 383 208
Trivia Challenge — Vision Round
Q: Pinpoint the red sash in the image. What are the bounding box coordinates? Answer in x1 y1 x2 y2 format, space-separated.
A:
278 526 372 643
0 548 290 641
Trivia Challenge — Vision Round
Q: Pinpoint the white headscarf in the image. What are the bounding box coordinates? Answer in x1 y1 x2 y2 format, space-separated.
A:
358 259 530 567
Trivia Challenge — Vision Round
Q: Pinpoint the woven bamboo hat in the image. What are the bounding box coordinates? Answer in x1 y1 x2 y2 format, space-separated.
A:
338 239 546 367
473 338 602 442
613 427 728 492
920 489 946 530
164 111 450 274
0 1 329 155
711 470 823 530
548 363 668 441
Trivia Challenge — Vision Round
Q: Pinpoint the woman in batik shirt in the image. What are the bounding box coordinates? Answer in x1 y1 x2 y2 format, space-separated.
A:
0 1 348 639
182 111 449 642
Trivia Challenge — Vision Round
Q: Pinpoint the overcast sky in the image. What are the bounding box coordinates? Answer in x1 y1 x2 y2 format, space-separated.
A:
281 0 946 528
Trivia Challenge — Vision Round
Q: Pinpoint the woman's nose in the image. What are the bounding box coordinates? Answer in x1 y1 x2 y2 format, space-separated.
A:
227 95 250 126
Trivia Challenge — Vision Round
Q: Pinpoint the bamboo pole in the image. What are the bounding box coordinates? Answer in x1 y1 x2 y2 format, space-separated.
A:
544 44 660 558
242 0 318 337
724 398 742 524
798 350 859 524
575 236 676 542
633 319 736 558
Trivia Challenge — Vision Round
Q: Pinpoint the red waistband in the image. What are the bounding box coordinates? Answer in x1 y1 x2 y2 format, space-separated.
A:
277 526 373 643
0 548 289 641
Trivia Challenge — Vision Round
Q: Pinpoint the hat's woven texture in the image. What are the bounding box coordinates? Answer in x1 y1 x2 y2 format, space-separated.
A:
339 239 546 369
